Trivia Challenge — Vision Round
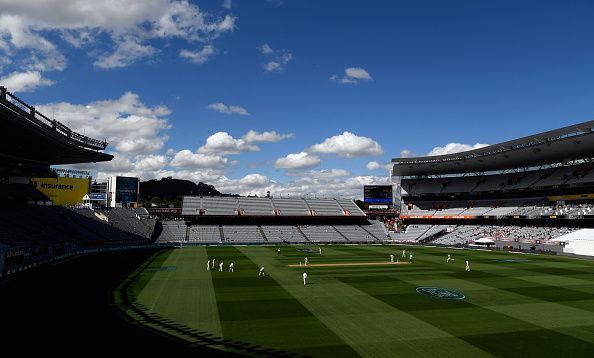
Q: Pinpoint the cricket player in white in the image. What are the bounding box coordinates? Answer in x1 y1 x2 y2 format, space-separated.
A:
259 266 265 276
447 254 453 263
219 262 224 272
465 260 471 271
319 247 322 255
277 248 281 255
229 262 234 272
303 272 308 285
390 254 394 263
207 260 210 271
409 253 413 263
212 258 216 268
304 257 309 265
402 249 406 258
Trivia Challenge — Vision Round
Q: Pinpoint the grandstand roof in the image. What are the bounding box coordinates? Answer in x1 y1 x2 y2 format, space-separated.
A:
0 87 112 165
392 121 594 176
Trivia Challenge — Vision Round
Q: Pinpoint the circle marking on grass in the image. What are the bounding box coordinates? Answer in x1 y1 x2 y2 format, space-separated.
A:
416 287 465 300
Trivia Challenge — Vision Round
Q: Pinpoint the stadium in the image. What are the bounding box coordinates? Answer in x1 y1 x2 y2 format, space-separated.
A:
3 83 594 357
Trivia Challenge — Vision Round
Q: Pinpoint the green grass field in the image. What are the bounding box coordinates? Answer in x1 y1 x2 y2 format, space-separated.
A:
115 245 594 357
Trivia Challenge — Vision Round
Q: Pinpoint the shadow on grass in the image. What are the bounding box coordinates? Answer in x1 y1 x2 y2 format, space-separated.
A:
115 253 303 358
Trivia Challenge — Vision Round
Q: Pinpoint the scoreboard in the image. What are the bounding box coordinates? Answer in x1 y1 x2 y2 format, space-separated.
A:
364 185 392 204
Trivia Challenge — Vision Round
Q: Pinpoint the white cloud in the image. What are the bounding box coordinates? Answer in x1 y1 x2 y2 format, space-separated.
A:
243 130 293 143
286 168 350 178
222 0 232 10
36 92 171 155
366 161 381 170
170 150 228 169
427 142 489 156
308 131 383 157
260 43 292 72
275 152 321 169
330 67 373 84
94 36 157 69
198 131 259 155
134 154 169 171
0 0 236 82
179 45 215 65
264 61 282 72
0 70 54 92
207 102 249 116
258 43 273 54
399 149 416 158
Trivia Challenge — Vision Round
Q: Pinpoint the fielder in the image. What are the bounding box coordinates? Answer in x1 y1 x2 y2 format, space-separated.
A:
219 262 224 272
277 248 281 255
447 254 454 263
465 260 471 272
319 247 322 255
212 258 216 267
304 257 309 265
229 262 234 272
303 272 308 285
259 266 266 276
390 254 394 263
409 253 413 263
207 260 210 271
402 249 406 258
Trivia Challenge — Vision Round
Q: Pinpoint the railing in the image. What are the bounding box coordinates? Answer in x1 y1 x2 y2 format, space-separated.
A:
0 86 108 150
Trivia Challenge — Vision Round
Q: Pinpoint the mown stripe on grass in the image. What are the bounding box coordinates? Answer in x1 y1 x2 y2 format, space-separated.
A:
137 247 223 337
239 246 491 357
207 246 358 356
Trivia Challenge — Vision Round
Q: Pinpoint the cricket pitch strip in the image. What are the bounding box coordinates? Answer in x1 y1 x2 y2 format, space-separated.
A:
287 261 411 268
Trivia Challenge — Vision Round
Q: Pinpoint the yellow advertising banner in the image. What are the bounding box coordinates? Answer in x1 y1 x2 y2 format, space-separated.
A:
31 177 90 205
548 193 594 201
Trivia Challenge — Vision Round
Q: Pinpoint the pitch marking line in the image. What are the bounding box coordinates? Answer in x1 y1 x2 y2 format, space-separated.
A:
288 261 411 268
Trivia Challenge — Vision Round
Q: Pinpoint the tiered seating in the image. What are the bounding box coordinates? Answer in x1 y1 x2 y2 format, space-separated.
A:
333 225 376 241
361 220 389 240
222 226 264 242
102 208 156 239
261 226 306 243
271 198 310 216
188 225 221 243
418 225 454 241
299 225 345 242
203 197 238 215
389 225 432 241
307 199 344 216
237 197 274 216
336 199 366 216
181 196 202 215
156 221 186 242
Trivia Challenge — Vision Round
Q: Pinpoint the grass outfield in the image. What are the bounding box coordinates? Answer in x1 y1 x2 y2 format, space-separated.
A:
115 245 594 357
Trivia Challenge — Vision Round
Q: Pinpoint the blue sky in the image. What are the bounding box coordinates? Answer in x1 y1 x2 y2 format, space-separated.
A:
1 0 594 197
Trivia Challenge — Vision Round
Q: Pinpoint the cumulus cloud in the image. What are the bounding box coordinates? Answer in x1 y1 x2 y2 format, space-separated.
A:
260 43 292 72
179 45 215 65
207 102 250 116
170 150 228 169
0 0 235 89
274 152 321 169
198 131 259 155
258 43 273 54
0 70 54 92
426 142 489 156
197 130 293 155
243 130 293 143
36 92 171 155
366 161 381 170
399 149 416 158
330 67 373 84
308 131 383 157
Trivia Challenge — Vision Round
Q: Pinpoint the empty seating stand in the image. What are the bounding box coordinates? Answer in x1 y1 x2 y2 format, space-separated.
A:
237 197 275 216
271 198 311 216
261 226 306 243
299 225 345 242
308 199 344 216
